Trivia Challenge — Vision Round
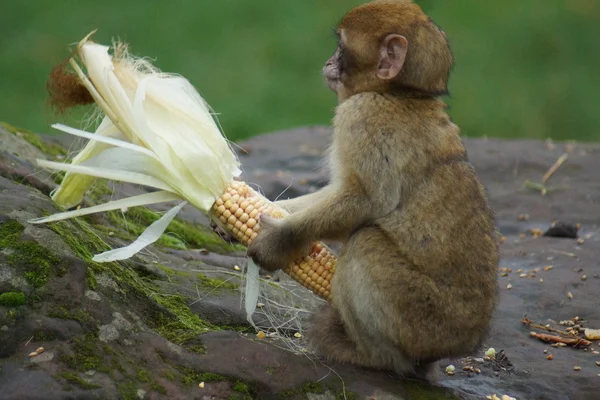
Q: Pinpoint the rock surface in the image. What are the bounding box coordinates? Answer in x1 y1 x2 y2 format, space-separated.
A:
1 121 600 400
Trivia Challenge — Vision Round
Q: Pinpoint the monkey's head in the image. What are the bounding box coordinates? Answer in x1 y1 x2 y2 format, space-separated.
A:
324 0 453 102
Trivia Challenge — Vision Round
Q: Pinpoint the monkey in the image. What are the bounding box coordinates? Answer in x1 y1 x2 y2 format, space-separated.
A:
246 0 499 379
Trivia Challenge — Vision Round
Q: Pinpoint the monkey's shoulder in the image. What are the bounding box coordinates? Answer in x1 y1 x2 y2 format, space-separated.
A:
334 92 450 136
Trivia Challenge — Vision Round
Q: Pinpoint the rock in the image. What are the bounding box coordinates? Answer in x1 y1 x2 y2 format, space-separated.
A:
0 122 599 399
84 290 101 301
30 350 54 364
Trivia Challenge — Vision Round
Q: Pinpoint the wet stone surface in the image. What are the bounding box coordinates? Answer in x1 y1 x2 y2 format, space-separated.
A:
0 122 599 399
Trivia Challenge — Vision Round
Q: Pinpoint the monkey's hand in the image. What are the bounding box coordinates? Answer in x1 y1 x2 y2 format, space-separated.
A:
247 215 308 272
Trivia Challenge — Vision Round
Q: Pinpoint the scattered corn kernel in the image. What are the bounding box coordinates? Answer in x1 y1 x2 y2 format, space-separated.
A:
584 329 600 340
574 366 582 371
506 284 512 290
568 292 574 299
485 348 496 358
547 354 553 360
256 331 266 339
199 382 205 388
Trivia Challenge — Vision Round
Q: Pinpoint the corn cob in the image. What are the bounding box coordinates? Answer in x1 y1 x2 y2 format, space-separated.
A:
209 181 336 301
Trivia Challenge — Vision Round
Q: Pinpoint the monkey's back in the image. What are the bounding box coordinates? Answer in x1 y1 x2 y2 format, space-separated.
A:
337 93 499 358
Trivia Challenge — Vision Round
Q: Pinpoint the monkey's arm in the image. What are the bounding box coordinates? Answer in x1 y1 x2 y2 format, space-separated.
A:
274 185 334 214
248 129 401 271
280 165 400 244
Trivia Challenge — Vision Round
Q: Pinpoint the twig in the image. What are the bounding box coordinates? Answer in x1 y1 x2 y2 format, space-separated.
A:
521 317 574 337
523 152 569 196
548 249 578 258
542 153 568 184
529 332 591 347
523 181 568 196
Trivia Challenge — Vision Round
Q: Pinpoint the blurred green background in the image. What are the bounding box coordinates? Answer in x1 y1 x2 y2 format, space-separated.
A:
1 0 599 142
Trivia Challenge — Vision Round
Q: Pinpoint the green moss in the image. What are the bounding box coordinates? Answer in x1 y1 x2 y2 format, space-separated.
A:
186 344 207 354
6 309 18 321
48 307 94 326
88 180 114 200
47 217 216 345
154 293 212 344
159 264 238 292
106 206 244 253
277 389 299 398
117 381 138 400
233 381 250 393
197 273 239 290
59 332 102 371
33 329 58 342
180 367 227 386
0 121 67 158
58 372 101 390
158 265 192 279
151 381 167 395
0 219 61 288
229 380 254 400
164 371 176 381
52 170 66 185
0 291 26 307
303 382 324 394
136 369 151 383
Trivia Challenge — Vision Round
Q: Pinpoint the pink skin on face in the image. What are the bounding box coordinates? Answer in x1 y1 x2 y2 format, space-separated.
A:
323 51 340 91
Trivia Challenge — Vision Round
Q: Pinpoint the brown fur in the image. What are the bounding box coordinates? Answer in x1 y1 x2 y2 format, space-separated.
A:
245 0 499 378
335 0 453 100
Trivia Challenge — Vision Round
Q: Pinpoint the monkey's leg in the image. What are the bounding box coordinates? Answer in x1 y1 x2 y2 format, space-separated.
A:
306 304 366 366
309 227 455 378
306 238 418 376
306 292 419 378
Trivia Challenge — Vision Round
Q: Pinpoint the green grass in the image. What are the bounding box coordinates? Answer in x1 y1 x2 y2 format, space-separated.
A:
1 0 599 142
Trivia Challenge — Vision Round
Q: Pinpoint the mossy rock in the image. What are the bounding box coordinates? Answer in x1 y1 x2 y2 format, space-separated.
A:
0 121 67 158
0 217 61 288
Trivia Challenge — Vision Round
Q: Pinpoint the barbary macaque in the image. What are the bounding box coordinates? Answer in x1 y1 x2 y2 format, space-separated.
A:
247 0 499 378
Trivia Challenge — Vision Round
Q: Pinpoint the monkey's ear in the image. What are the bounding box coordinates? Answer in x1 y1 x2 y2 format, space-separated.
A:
377 34 408 80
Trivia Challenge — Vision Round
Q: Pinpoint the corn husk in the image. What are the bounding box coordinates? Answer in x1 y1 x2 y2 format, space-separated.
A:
27 32 265 324
30 32 242 259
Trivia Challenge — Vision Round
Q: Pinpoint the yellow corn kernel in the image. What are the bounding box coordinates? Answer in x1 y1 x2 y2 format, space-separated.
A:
209 181 336 301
